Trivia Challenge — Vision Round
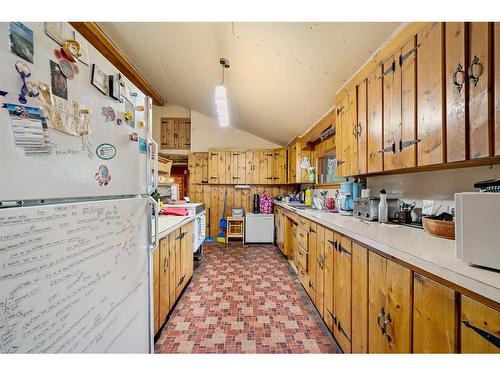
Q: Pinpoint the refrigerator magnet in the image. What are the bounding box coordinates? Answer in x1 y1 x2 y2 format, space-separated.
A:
101 106 115 123
129 132 138 142
95 164 111 186
138 138 147 154
96 143 116 160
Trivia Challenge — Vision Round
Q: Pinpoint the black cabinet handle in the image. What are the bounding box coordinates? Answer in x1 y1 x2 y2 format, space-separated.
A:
337 321 351 341
327 309 337 325
452 63 465 93
379 142 396 154
468 55 482 87
379 61 396 79
376 307 386 334
233 176 240 179
309 227 316 234
399 138 422 151
462 320 500 348
337 159 345 166
383 313 392 343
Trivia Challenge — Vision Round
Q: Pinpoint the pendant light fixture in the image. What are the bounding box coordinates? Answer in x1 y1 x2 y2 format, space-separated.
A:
215 58 230 127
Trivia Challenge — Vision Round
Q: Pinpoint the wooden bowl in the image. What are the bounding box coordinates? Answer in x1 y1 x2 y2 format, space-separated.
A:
422 217 455 240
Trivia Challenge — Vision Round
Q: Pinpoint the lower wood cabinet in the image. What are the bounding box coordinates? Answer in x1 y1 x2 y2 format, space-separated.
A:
413 273 457 353
368 251 412 353
461 295 500 353
274 208 499 354
153 222 194 336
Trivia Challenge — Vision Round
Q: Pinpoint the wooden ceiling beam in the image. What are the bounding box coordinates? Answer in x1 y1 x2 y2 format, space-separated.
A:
70 22 165 106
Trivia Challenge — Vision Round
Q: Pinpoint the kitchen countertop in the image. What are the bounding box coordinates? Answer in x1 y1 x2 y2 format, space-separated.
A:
153 215 194 242
275 201 500 304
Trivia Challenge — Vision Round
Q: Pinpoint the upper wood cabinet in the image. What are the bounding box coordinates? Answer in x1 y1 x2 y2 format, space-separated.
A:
468 22 492 159
272 148 287 184
368 252 412 353
461 295 500 353
495 23 500 156
356 79 368 175
208 149 229 184
413 273 457 353
335 94 349 177
287 141 311 183
160 118 191 150
230 150 246 184
258 150 274 184
367 66 384 173
245 150 260 184
193 152 209 184
417 22 445 167
347 86 358 176
445 22 467 162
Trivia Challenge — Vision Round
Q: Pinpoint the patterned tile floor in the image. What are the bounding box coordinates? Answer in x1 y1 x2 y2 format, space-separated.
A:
154 242 341 354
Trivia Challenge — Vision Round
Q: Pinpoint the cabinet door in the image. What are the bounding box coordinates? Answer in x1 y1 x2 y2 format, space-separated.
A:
446 22 467 162
307 223 317 303
323 229 335 331
367 67 384 173
208 149 220 184
368 251 388 353
469 22 492 159
159 237 170 325
399 36 418 168
288 145 297 183
347 86 358 176
382 54 399 171
351 243 368 353
413 273 457 353
315 225 325 317
273 148 287 184
171 229 181 301
194 153 209 184
417 22 445 166
230 150 246 184
461 295 500 353
341 95 351 176
245 150 260 184
183 223 194 283
177 120 191 150
368 252 411 353
357 79 368 175
258 150 274 184
495 23 500 156
333 235 352 353
153 247 160 335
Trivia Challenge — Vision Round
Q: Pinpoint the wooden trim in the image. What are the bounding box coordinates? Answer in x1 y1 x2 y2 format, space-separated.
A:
161 117 191 122
70 22 165 106
314 183 341 189
302 109 335 146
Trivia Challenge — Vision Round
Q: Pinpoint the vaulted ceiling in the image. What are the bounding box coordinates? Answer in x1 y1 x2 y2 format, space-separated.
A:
98 22 400 145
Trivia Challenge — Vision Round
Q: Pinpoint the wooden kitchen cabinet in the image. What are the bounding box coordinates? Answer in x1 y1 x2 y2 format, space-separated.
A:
160 118 191 150
306 223 317 303
413 273 457 353
367 66 384 173
351 242 369 353
230 150 247 184
333 235 352 353
368 251 412 353
461 295 500 353
323 228 335 331
168 230 178 310
495 23 500 156
287 144 297 183
335 94 350 177
159 237 170 327
356 79 368 175
382 53 399 171
258 150 274 184
315 225 325 317
417 22 445 167
347 86 358 176
208 149 229 184
193 152 209 184
468 22 492 159
445 22 467 162
245 150 260 184
153 246 160 335
272 148 287 184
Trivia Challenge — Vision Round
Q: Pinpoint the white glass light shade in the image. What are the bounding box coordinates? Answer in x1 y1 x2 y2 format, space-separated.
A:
216 100 228 112
215 85 227 101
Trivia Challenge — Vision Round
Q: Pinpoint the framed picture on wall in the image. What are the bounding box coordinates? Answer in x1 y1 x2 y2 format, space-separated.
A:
109 74 121 101
91 64 109 95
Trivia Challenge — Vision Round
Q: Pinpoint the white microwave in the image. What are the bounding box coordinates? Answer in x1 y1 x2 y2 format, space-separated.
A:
455 192 500 270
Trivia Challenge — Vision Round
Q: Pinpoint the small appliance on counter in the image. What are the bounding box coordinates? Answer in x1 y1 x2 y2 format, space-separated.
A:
455 192 500 270
353 197 399 221
338 182 361 215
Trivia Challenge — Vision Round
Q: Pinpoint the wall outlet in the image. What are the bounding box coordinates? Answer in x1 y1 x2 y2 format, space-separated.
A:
422 200 434 216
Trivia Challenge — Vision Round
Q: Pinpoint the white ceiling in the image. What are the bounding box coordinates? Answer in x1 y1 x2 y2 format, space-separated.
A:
98 22 400 145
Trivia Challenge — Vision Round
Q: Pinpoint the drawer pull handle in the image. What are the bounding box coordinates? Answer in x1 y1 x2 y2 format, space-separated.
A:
461 320 500 348
452 63 465 93
163 256 168 273
468 55 482 87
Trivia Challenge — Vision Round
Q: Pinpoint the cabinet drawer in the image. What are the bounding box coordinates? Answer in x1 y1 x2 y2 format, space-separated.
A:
298 217 310 232
297 227 309 250
297 244 308 271
297 263 308 287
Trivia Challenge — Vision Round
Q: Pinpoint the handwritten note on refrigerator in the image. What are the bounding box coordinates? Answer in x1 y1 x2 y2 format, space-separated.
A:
0 198 150 353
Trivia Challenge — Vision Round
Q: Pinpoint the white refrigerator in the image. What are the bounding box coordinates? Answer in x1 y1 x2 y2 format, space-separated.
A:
0 22 158 353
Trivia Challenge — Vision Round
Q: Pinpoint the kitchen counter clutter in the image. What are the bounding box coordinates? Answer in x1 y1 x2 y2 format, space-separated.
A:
274 201 500 353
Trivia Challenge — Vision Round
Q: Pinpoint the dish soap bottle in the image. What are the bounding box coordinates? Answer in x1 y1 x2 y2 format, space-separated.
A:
378 189 388 223
305 187 312 206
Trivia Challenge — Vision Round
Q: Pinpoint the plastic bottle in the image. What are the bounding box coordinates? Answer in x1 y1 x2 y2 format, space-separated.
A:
305 187 312 206
378 189 388 223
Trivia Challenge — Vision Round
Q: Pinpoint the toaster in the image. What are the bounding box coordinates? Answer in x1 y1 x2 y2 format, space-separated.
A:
353 197 398 221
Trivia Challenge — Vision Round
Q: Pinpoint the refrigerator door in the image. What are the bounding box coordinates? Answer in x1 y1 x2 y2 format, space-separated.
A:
0 197 153 353
0 23 155 201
